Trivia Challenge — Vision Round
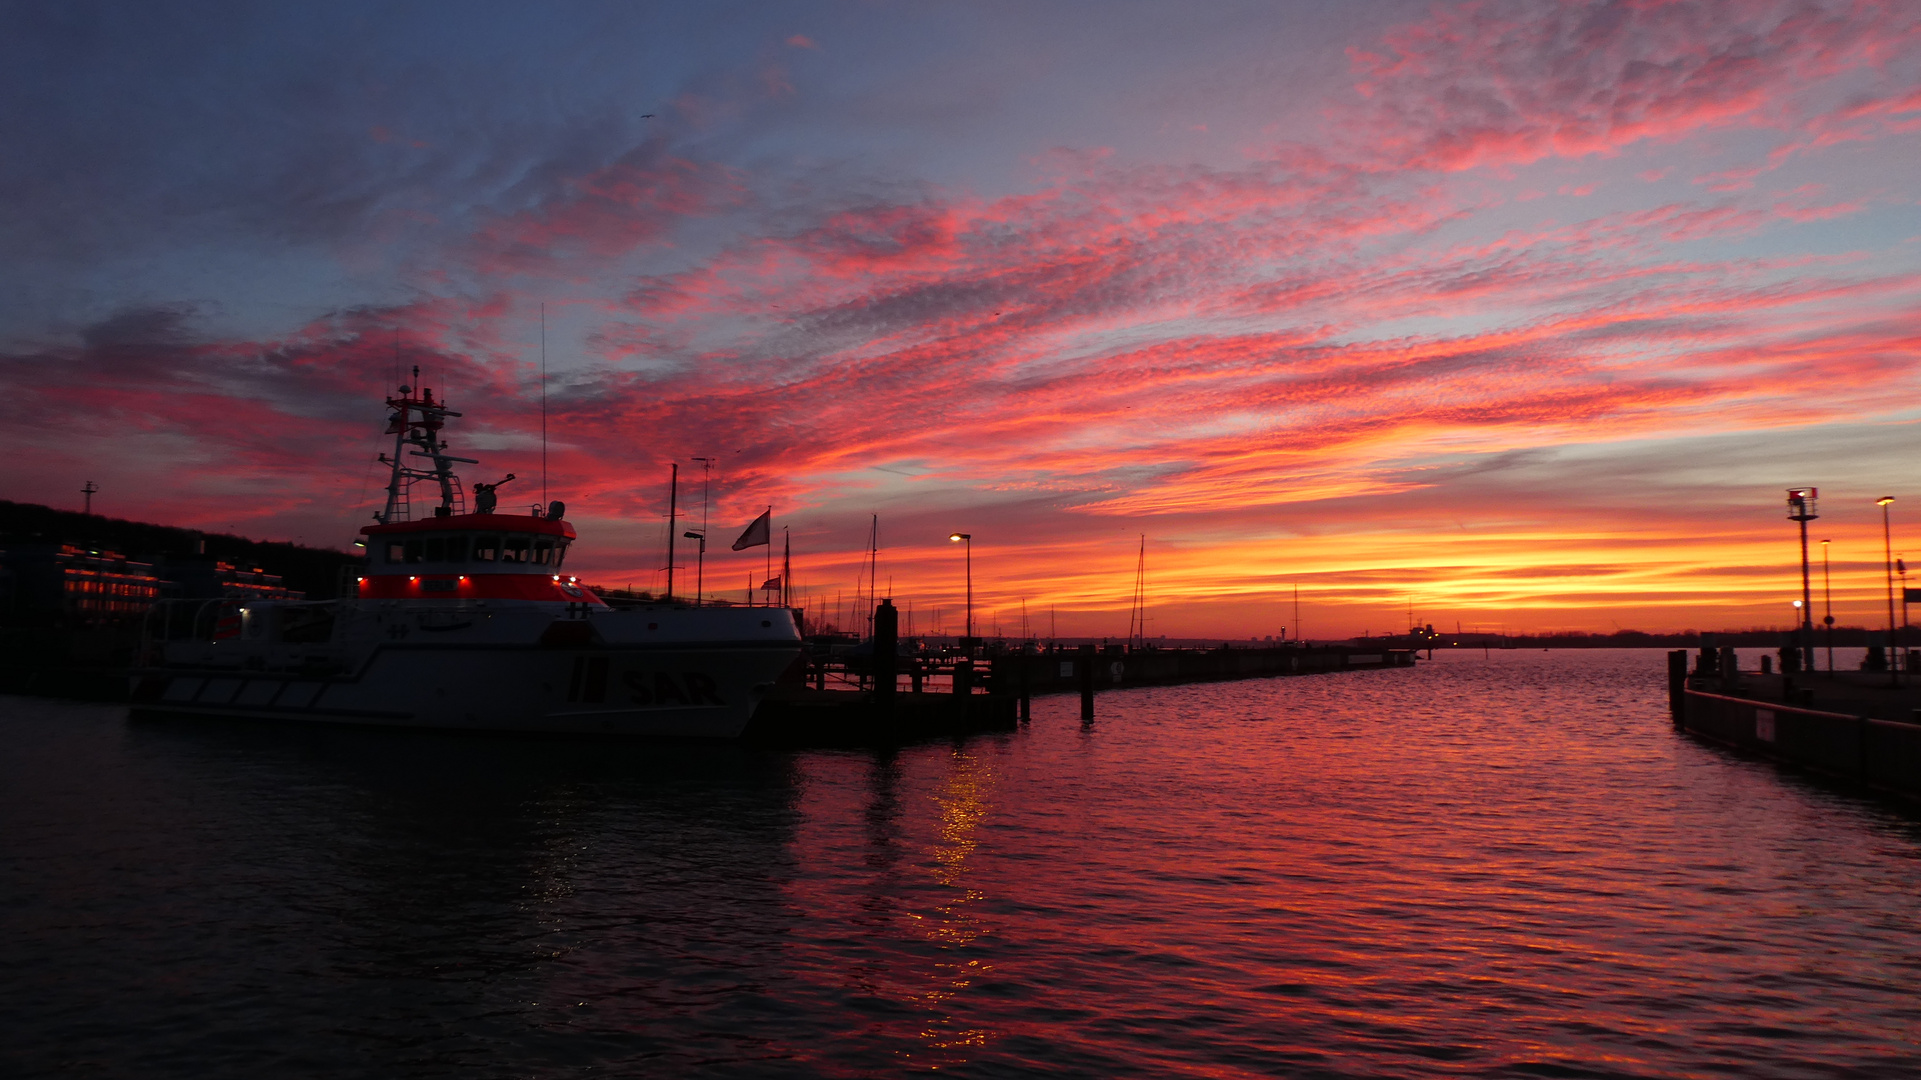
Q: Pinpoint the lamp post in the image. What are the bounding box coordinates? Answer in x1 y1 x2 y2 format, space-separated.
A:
1821 539 1833 675
948 533 972 644
1878 496 1896 685
1786 489 1818 672
684 531 705 607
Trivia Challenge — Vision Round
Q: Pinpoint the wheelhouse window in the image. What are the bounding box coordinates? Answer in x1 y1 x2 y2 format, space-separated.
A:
386 542 406 564
471 535 499 562
533 539 555 566
502 535 532 563
553 540 568 569
441 535 467 563
423 537 446 563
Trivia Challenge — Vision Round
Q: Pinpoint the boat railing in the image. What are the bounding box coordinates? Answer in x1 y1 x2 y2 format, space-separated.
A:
801 649 1000 695
138 597 242 660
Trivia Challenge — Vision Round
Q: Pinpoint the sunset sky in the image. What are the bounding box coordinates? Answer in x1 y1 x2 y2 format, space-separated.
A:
3 0 1919 638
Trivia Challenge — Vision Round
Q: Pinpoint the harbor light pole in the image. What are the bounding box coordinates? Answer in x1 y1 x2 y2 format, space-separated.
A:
1821 538 1834 674
949 533 972 644
1787 488 1818 671
684 530 705 606
1879 496 1897 685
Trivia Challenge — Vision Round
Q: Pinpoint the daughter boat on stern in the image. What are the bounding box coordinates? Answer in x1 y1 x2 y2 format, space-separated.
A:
132 375 801 736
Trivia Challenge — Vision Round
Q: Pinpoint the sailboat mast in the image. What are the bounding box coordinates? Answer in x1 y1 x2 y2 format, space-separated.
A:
1129 534 1146 648
666 463 678 600
866 514 879 634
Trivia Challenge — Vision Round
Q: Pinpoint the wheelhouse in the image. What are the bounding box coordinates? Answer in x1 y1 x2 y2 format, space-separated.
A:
356 514 600 604
365 515 574 570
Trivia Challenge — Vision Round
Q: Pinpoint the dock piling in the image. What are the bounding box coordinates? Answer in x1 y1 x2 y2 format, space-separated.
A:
1018 645 1031 722
1667 649 1687 727
1079 643 1096 720
873 599 897 704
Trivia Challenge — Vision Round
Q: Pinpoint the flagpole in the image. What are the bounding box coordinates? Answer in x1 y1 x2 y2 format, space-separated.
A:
765 505 772 604
665 463 677 601
782 528 791 610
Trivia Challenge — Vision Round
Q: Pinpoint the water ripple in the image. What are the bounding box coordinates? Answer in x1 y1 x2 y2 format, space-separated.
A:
3 649 1919 1077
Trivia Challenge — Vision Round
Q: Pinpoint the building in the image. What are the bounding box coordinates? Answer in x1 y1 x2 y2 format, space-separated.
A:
157 557 304 602
0 543 167 627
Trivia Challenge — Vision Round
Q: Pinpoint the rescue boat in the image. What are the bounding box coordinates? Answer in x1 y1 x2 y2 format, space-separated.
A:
131 373 802 736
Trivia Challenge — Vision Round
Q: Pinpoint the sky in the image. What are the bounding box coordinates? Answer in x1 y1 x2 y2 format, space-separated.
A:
3 0 1919 639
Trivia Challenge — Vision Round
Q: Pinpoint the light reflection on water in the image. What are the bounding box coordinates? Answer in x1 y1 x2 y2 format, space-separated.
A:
3 648 1920 1078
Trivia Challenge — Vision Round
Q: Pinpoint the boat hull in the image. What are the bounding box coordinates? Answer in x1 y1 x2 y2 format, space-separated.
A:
131 639 799 738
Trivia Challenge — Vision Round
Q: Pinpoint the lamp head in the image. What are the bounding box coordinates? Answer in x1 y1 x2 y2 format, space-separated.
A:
949 533 969 541
1879 496 1896 506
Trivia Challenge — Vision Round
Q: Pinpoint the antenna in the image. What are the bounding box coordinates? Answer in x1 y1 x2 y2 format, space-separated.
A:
540 303 548 506
81 480 97 515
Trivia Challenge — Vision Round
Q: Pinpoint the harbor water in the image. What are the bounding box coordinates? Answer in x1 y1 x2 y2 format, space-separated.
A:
3 649 1919 1077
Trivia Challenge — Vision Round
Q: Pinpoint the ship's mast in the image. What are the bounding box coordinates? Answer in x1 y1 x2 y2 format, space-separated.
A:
377 366 478 523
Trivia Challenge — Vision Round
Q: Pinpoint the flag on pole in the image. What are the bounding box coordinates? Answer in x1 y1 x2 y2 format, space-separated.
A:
732 508 771 550
761 576 782 590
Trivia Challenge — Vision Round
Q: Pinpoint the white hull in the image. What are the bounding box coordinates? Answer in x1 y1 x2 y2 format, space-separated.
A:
135 604 803 738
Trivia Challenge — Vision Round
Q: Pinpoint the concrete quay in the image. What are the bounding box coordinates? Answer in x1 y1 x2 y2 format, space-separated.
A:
1668 650 1921 801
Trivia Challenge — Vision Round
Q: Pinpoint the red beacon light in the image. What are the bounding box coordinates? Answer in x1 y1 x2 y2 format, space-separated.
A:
1786 488 1819 521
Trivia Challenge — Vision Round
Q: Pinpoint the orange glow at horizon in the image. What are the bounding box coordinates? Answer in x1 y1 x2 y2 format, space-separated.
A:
4 0 1919 639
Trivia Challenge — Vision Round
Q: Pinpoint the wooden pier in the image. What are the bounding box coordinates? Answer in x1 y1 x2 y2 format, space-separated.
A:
747 639 1417 745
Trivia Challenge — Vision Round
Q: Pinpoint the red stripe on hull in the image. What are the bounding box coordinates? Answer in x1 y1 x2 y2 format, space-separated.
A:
356 573 606 605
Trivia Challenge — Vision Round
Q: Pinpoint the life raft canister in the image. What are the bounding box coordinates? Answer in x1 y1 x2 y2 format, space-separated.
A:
212 604 243 640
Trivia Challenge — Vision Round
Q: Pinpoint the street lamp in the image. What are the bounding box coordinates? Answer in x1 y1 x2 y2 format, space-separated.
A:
1879 496 1897 685
948 533 972 644
684 530 706 607
1786 488 1818 672
1821 539 1833 674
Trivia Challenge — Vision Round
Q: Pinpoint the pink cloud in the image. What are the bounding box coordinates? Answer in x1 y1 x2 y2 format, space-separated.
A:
7 0 1919 633
1339 0 1921 173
